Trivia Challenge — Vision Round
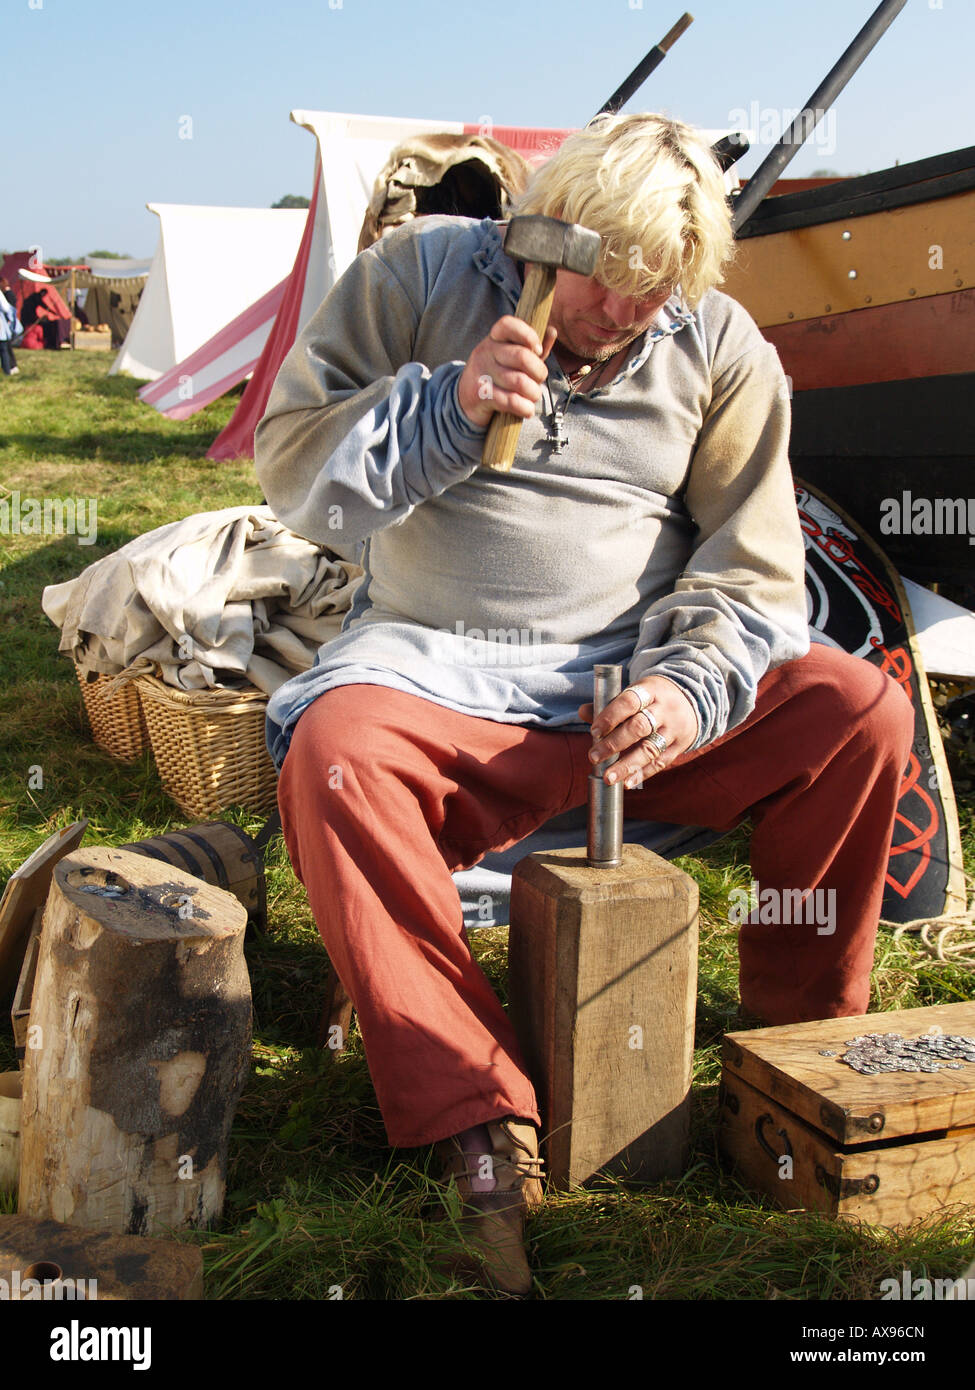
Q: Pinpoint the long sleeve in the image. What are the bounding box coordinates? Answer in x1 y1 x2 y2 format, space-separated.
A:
627 338 810 747
254 228 487 550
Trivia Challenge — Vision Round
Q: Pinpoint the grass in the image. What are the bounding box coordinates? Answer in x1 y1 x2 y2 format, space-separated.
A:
1 351 974 1302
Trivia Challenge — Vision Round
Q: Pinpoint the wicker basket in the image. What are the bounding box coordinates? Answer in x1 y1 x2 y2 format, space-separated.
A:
74 665 151 762
135 674 278 819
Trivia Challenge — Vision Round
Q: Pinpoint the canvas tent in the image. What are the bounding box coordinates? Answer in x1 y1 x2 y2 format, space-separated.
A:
203 112 576 459
203 110 739 460
111 205 306 381
45 259 152 345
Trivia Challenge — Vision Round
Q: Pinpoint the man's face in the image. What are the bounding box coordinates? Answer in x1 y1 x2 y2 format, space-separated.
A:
548 269 674 362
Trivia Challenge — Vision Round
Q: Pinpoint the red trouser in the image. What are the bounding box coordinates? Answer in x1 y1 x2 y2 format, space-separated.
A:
278 645 915 1148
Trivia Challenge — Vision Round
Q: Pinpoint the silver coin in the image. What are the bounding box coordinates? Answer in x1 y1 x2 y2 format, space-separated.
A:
899 1061 920 1071
946 1063 963 1071
819 1049 837 1057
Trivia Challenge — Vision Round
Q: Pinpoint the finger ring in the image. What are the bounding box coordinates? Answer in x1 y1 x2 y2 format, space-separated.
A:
639 708 658 737
626 685 653 713
642 730 668 755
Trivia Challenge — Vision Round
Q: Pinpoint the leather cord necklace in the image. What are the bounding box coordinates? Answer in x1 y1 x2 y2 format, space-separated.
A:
544 346 628 455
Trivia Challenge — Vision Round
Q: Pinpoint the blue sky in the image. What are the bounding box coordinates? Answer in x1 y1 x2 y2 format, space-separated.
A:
1 0 971 259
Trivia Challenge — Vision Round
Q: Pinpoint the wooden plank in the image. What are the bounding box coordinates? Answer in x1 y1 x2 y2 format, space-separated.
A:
720 1071 975 1226
724 187 975 327
724 1002 975 1145
0 1214 203 1299
739 166 975 239
765 287 975 393
508 843 698 1188
738 145 975 236
0 821 87 999
10 911 42 1059
790 372 975 458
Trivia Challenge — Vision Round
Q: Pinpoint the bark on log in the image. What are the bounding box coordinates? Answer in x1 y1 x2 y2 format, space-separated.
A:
19 846 251 1236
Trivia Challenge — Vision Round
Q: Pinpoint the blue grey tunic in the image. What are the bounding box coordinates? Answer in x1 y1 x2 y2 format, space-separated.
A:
255 216 810 769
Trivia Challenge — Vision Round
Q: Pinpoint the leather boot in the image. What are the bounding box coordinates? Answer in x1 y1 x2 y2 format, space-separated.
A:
435 1116 543 1297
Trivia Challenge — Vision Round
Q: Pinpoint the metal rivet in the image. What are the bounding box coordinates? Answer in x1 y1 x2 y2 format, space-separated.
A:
909 288 916 296
825 304 831 312
848 270 857 279
956 278 964 287
865 296 872 303
787 311 794 319
842 230 852 240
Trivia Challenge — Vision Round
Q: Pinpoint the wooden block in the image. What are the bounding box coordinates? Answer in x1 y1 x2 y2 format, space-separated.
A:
719 1000 975 1225
71 330 112 350
508 843 699 1188
0 1214 203 1299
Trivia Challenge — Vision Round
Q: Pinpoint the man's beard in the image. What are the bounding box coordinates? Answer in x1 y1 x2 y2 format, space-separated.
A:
556 325 642 369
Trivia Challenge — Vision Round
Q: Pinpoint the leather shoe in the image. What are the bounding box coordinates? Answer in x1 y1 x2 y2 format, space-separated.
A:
435 1116 543 1297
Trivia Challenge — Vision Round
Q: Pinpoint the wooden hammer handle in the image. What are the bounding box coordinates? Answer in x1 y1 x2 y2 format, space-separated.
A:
481 262 557 473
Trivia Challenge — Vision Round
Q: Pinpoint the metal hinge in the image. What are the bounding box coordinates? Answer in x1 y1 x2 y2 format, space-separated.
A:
815 1165 880 1199
819 1103 886 1140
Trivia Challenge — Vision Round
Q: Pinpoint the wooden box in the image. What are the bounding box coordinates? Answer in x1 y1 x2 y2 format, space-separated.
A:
718 1002 975 1226
71 329 112 350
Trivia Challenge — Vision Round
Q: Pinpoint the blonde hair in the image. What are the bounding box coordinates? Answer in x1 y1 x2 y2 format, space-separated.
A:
513 112 735 309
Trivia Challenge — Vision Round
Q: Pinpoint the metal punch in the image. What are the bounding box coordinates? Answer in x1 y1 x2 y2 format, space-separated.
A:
587 663 623 868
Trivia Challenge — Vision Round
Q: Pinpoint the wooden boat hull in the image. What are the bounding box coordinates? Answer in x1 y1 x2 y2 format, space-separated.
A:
726 150 975 585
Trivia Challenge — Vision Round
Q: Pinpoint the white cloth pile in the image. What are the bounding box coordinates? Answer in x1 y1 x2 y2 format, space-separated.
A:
42 505 361 695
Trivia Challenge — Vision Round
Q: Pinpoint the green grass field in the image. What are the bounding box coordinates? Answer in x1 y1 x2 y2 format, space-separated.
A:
1 351 973 1301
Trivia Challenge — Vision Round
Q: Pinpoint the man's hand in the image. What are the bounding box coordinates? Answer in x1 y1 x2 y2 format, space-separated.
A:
457 317 557 429
577 675 699 787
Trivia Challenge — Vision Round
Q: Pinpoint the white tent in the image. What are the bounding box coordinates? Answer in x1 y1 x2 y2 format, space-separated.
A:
205 112 740 457
143 112 571 426
111 205 306 381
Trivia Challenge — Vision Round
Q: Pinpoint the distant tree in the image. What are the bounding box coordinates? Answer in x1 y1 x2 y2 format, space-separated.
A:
86 249 134 259
808 169 862 179
271 195 310 209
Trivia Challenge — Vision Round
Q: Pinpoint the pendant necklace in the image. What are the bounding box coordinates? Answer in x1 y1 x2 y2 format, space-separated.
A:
544 351 622 455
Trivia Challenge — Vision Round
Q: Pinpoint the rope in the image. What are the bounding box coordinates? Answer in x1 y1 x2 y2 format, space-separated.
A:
882 871 975 964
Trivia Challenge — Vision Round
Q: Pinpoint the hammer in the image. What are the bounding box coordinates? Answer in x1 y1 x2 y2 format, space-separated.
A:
482 214 601 472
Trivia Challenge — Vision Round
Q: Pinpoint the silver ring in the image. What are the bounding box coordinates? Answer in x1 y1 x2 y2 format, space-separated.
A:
639 707 659 738
626 684 653 713
642 730 668 756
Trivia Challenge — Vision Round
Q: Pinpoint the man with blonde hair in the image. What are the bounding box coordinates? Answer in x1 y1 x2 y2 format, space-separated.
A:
256 113 913 1295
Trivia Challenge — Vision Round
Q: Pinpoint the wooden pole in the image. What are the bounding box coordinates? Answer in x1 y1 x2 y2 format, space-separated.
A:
18 847 251 1236
508 843 698 1188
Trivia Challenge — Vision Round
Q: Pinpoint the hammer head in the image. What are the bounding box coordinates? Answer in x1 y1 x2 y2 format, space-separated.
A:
503 215 601 277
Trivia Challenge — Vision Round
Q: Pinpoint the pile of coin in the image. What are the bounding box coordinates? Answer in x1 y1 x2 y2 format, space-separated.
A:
817 1032 975 1075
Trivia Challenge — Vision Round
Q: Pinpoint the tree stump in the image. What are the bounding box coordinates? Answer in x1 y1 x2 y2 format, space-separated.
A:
19 846 251 1236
